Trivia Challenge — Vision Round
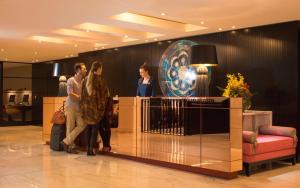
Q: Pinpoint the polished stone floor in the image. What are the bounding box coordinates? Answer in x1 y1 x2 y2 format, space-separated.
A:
0 126 300 188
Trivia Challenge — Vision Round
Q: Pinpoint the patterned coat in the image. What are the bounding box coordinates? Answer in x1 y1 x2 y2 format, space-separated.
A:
81 76 110 125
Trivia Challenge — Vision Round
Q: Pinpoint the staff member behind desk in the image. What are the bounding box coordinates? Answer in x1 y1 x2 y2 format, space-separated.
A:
136 63 155 97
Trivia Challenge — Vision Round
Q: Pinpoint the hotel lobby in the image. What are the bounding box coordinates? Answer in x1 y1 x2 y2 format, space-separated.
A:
1 0 300 187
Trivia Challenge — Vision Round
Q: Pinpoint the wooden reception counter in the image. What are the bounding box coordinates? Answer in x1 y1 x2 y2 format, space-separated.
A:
110 97 243 179
42 96 242 178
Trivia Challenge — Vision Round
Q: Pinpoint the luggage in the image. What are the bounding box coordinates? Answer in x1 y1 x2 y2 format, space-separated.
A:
51 103 66 125
74 127 89 147
50 102 66 151
50 124 66 151
74 126 100 148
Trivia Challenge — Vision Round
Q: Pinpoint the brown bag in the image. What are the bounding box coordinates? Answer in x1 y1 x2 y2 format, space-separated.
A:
51 103 66 125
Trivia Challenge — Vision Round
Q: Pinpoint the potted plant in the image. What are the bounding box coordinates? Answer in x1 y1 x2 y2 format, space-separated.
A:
219 73 253 110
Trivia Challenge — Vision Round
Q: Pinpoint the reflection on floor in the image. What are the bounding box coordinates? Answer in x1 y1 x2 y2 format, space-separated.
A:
110 130 238 172
0 126 300 188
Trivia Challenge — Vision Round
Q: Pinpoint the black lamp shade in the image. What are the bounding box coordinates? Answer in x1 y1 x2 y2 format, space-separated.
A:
52 63 61 77
190 45 218 66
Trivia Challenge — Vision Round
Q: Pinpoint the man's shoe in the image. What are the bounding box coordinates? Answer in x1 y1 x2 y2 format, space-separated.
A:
60 141 69 152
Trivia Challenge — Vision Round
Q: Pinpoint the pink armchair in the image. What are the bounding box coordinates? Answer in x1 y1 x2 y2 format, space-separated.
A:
243 125 297 176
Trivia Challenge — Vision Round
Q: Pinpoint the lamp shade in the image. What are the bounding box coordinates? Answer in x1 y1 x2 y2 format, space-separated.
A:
52 62 61 77
190 45 218 66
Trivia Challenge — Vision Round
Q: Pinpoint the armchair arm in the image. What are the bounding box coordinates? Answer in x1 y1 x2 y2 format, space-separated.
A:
243 131 257 144
259 125 296 138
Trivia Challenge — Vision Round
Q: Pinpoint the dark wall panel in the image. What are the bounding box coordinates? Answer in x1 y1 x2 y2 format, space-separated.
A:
185 22 299 128
32 63 59 123
32 21 300 159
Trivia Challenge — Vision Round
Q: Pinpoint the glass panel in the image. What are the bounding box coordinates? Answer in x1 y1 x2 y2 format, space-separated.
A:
3 63 32 78
200 101 230 172
200 98 242 172
2 87 32 122
109 97 243 174
2 63 33 125
136 97 201 167
110 97 137 156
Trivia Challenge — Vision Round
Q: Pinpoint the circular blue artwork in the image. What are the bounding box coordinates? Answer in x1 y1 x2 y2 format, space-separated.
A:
158 40 198 97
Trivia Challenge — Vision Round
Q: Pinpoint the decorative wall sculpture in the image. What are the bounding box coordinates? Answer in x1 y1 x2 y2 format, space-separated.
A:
158 40 210 97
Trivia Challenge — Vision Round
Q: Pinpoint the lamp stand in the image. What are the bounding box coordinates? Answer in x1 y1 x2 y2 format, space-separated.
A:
195 66 209 97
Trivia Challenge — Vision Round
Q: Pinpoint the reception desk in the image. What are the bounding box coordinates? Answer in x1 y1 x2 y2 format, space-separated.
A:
42 96 242 178
109 97 243 179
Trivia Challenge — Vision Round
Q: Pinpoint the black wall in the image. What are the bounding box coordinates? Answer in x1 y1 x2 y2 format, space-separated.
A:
32 63 59 123
33 21 300 159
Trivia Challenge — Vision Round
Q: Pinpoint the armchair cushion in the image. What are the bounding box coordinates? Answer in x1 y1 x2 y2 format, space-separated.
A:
243 135 296 156
259 125 297 142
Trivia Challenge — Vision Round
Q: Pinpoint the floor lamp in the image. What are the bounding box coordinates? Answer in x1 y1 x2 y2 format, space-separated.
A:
190 45 218 97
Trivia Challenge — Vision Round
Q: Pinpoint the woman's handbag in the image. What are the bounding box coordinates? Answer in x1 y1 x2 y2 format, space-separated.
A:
104 96 113 124
51 102 66 125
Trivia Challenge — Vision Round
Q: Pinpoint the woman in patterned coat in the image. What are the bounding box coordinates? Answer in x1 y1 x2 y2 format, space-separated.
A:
81 61 110 156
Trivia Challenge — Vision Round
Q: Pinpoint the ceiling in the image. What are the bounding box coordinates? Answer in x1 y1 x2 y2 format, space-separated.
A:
0 0 299 63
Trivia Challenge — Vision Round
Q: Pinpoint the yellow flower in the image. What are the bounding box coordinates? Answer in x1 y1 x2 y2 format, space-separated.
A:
222 73 253 110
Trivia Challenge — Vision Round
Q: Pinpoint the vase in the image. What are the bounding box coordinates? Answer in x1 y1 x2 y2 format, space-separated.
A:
243 99 251 111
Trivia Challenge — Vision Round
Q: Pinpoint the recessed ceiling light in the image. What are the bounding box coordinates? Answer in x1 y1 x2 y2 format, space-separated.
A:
102 46 105 49
5 58 8 61
32 60 35 63
161 13 166 16
74 44 78 47
86 30 90 32
1 49 4 52
145 39 149 42
232 26 236 29
65 55 69 58
154 38 158 41
218 28 223 31
36 59 39 62
70 54 74 57
34 51 38 55
201 21 205 25
95 47 98 50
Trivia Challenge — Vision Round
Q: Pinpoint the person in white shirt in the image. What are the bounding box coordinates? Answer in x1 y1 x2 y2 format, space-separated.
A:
61 62 87 154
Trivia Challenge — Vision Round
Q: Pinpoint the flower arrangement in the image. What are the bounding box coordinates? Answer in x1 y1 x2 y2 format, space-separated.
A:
220 73 253 110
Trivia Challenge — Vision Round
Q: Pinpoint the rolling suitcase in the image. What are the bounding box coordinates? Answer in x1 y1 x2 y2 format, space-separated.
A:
50 124 66 151
50 102 66 151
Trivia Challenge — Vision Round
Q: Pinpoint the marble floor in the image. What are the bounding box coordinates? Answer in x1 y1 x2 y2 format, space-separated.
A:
0 126 300 188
